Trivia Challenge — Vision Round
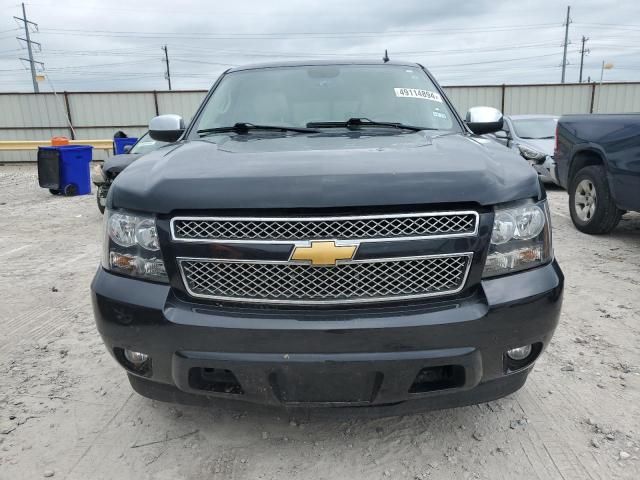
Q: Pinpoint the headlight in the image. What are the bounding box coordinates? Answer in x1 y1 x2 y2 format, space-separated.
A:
102 209 168 282
482 199 552 278
517 144 546 162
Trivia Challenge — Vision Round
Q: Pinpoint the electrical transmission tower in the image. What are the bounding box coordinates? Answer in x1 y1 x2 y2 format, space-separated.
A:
561 5 572 84
14 2 44 93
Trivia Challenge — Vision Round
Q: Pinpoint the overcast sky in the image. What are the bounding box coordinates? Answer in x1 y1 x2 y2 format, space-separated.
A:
1 0 639 92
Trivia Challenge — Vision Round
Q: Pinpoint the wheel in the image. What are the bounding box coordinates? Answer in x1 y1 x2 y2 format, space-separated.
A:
96 185 108 214
569 165 622 234
63 184 78 197
49 189 60 195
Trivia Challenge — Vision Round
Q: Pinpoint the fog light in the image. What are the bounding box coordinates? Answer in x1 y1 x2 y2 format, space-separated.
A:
506 345 532 361
124 349 149 365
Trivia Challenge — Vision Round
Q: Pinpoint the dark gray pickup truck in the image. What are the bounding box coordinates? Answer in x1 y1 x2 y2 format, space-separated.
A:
555 114 640 234
91 60 563 413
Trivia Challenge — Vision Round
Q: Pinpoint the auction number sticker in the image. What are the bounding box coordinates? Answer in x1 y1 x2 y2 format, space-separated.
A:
394 88 442 102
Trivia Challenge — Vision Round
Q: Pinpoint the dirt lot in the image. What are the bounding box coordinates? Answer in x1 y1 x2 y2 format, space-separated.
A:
0 164 639 480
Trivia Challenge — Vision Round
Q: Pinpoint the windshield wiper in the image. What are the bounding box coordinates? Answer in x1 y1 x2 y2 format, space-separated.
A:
198 123 319 136
306 117 432 132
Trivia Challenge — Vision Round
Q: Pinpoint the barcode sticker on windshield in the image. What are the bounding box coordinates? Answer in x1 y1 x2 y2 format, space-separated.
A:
394 88 443 102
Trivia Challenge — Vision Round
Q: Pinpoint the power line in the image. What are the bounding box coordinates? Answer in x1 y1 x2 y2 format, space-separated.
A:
4 8 640 90
32 42 569 74
575 23 640 31
40 22 558 35
171 58 235 67
173 41 563 57
433 51 576 69
42 58 158 71
36 23 562 40
36 41 562 62
19 50 565 77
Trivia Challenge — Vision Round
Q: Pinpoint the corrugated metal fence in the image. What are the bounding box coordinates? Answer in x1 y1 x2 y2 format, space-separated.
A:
2 82 639 162
446 82 640 116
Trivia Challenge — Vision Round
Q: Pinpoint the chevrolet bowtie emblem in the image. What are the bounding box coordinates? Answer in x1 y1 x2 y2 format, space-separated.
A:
290 241 358 266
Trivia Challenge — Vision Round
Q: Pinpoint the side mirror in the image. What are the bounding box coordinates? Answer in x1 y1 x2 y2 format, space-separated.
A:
149 114 185 142
465 106 504 135
123 144 133 154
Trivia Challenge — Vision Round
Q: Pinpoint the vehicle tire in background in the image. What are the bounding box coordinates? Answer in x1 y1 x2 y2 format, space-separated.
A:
96 185 108 214
569 165 622 234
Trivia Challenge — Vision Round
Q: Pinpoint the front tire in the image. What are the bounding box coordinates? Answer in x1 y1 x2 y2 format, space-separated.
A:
569 165 622 234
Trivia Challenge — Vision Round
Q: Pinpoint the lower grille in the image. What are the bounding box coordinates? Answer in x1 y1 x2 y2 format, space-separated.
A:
179 254 472 305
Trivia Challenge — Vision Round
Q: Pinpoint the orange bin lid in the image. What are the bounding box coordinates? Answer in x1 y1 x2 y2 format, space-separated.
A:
51 136 70 146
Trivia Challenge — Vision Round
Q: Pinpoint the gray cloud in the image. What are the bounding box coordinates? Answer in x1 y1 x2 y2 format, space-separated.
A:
1 0 638 91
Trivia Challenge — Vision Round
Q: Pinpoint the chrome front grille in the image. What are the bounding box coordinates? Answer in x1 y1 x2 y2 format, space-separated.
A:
178 254 473 305
171 211 478 242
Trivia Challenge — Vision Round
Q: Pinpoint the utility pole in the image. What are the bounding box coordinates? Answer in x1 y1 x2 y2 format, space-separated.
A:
162 45 172 90
561 5 571 84
14 2 43 93
579 36 589 82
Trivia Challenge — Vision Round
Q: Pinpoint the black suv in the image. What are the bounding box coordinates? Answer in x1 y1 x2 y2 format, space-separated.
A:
91 60 563 413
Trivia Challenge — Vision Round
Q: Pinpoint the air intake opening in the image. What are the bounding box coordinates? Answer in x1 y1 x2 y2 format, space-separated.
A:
189 367 244 395
409 365 465 394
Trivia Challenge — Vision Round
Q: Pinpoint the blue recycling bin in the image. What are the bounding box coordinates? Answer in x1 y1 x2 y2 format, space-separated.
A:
37 145 93 196
113 137 138 154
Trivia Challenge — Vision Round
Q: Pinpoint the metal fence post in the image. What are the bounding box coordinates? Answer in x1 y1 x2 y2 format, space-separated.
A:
153 90 159 116
63 91 75 139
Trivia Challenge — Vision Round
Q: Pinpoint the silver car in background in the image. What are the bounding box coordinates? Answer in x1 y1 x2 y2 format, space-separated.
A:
91 132 169 213
491 114 559 185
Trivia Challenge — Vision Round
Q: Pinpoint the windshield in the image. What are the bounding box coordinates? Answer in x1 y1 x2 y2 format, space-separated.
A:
512 118 558 139
194 65 458 133
130 133 168 154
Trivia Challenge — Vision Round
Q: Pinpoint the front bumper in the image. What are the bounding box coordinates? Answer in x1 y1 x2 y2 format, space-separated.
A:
91 163 106 186
532 156 558 185
91 261 563 412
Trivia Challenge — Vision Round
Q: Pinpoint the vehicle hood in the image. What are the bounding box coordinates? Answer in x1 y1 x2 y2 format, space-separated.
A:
518 138 555 157
103 153 139 176
110 132 541 213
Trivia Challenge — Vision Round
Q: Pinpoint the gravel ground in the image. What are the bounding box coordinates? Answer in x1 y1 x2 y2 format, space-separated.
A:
0 164 639 480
